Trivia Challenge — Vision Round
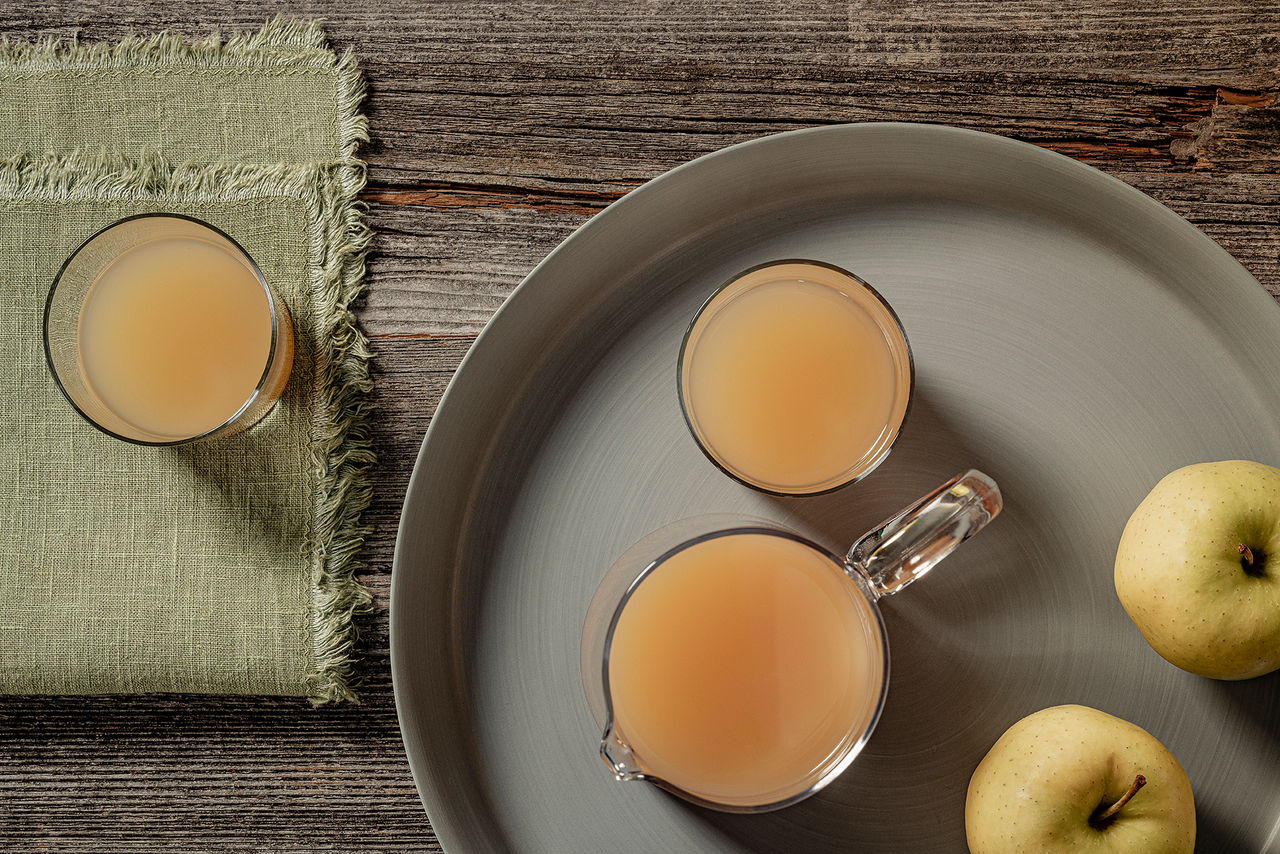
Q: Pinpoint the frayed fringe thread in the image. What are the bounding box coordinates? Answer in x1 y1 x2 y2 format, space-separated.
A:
302 20 375 706
0 17 334 71
0 18 375 705
304 150 376 706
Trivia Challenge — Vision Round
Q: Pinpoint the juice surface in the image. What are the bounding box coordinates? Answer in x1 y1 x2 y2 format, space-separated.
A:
78 236 273 439
684 275 901 492
607 532 881 803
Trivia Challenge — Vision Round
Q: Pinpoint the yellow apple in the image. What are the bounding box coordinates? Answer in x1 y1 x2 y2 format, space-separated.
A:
965 705 1195 854
1114 459 1280 679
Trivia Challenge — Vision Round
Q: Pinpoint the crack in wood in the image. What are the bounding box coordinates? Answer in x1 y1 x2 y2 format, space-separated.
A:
374 332 480 341
1219 88 1276 108
1177 86 1279 170
363 185 612 215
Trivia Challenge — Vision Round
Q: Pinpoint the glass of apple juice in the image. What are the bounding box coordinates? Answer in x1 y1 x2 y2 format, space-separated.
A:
43 213 294 445
678 259 914 496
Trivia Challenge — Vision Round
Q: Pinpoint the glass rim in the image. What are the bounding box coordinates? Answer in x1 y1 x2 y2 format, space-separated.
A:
598 525 892 813
676 258 916 497
42 212 284 447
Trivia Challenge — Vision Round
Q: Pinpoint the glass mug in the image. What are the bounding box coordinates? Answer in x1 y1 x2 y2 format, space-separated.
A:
581 470 1001 812
679 259 913 496
43 213 294 445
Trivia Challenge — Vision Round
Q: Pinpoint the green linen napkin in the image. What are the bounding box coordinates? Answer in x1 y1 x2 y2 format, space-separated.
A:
0 21 373 703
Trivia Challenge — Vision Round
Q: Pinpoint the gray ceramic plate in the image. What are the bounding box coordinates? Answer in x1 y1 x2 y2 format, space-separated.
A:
391 123 1280 852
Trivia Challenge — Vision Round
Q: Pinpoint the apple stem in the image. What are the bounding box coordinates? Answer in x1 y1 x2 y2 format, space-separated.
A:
1239 543 1255 567
1092 775 1147 825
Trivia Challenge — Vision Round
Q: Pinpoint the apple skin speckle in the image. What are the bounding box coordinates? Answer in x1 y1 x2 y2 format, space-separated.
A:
1114 460 1280 680
965 705 1195 854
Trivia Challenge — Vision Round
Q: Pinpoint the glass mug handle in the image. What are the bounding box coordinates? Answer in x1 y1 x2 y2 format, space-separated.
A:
847 470 1002 598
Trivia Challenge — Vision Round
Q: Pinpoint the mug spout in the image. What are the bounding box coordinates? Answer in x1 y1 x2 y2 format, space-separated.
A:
600 724 644 781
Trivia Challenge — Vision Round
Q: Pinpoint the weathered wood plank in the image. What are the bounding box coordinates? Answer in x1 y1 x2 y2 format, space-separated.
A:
364 75 1223 194
351 2 1279 192
0 686 437 852
843 0 1280 86
363 200 590 337
6 0 1274 88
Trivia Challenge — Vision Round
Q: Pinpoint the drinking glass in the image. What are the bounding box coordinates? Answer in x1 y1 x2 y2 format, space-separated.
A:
678 259 913 496
43 213 293 445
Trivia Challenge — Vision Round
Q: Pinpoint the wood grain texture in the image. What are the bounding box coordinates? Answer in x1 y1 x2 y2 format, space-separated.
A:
363 200 590 336
0 0 1277 850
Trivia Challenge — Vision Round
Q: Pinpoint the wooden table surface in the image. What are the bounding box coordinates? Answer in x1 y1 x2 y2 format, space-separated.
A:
1 2 1277 851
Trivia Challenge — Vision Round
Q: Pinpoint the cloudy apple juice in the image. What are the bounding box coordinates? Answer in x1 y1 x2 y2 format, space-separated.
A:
78 235 283 439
